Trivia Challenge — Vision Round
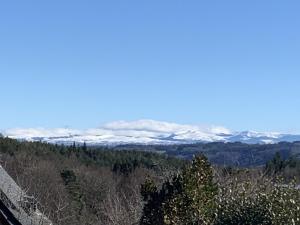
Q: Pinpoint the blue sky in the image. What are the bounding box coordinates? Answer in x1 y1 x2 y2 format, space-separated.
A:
0 0 300 132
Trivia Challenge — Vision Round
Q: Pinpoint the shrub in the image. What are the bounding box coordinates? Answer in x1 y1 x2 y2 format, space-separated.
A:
214 178 300 225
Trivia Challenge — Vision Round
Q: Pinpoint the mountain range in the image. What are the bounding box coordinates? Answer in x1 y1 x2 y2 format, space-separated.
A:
2 120 300 145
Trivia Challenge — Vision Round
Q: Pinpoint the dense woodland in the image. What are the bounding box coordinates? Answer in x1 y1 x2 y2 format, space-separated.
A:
114 141 300 167
0 137 299 225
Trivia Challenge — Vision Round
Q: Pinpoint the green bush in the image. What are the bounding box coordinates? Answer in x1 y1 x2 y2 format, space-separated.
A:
215 179 300 225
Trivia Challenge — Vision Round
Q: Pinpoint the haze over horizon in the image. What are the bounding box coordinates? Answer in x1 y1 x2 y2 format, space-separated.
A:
2 119 300 134
1 0 300 133
3 119 300 146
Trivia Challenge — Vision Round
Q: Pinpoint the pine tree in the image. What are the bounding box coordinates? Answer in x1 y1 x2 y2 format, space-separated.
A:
140 154 218 225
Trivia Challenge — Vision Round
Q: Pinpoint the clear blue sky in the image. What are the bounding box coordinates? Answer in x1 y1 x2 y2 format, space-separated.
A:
1 0 300 132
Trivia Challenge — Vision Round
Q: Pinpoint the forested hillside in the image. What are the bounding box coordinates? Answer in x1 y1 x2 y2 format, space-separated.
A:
0 137 299 225
114 141 300 166
0 137 185 225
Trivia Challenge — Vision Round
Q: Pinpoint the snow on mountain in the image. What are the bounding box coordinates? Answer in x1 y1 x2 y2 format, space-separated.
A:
2 120 300 145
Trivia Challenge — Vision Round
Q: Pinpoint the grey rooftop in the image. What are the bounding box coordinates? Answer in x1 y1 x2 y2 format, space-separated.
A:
0 165 52 225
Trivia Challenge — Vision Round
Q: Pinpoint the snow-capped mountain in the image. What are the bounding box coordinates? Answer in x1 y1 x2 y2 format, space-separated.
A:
2 120 300 145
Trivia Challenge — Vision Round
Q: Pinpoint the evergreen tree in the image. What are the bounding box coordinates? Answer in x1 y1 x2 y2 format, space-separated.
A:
140 154 218 225
265 152 285 175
